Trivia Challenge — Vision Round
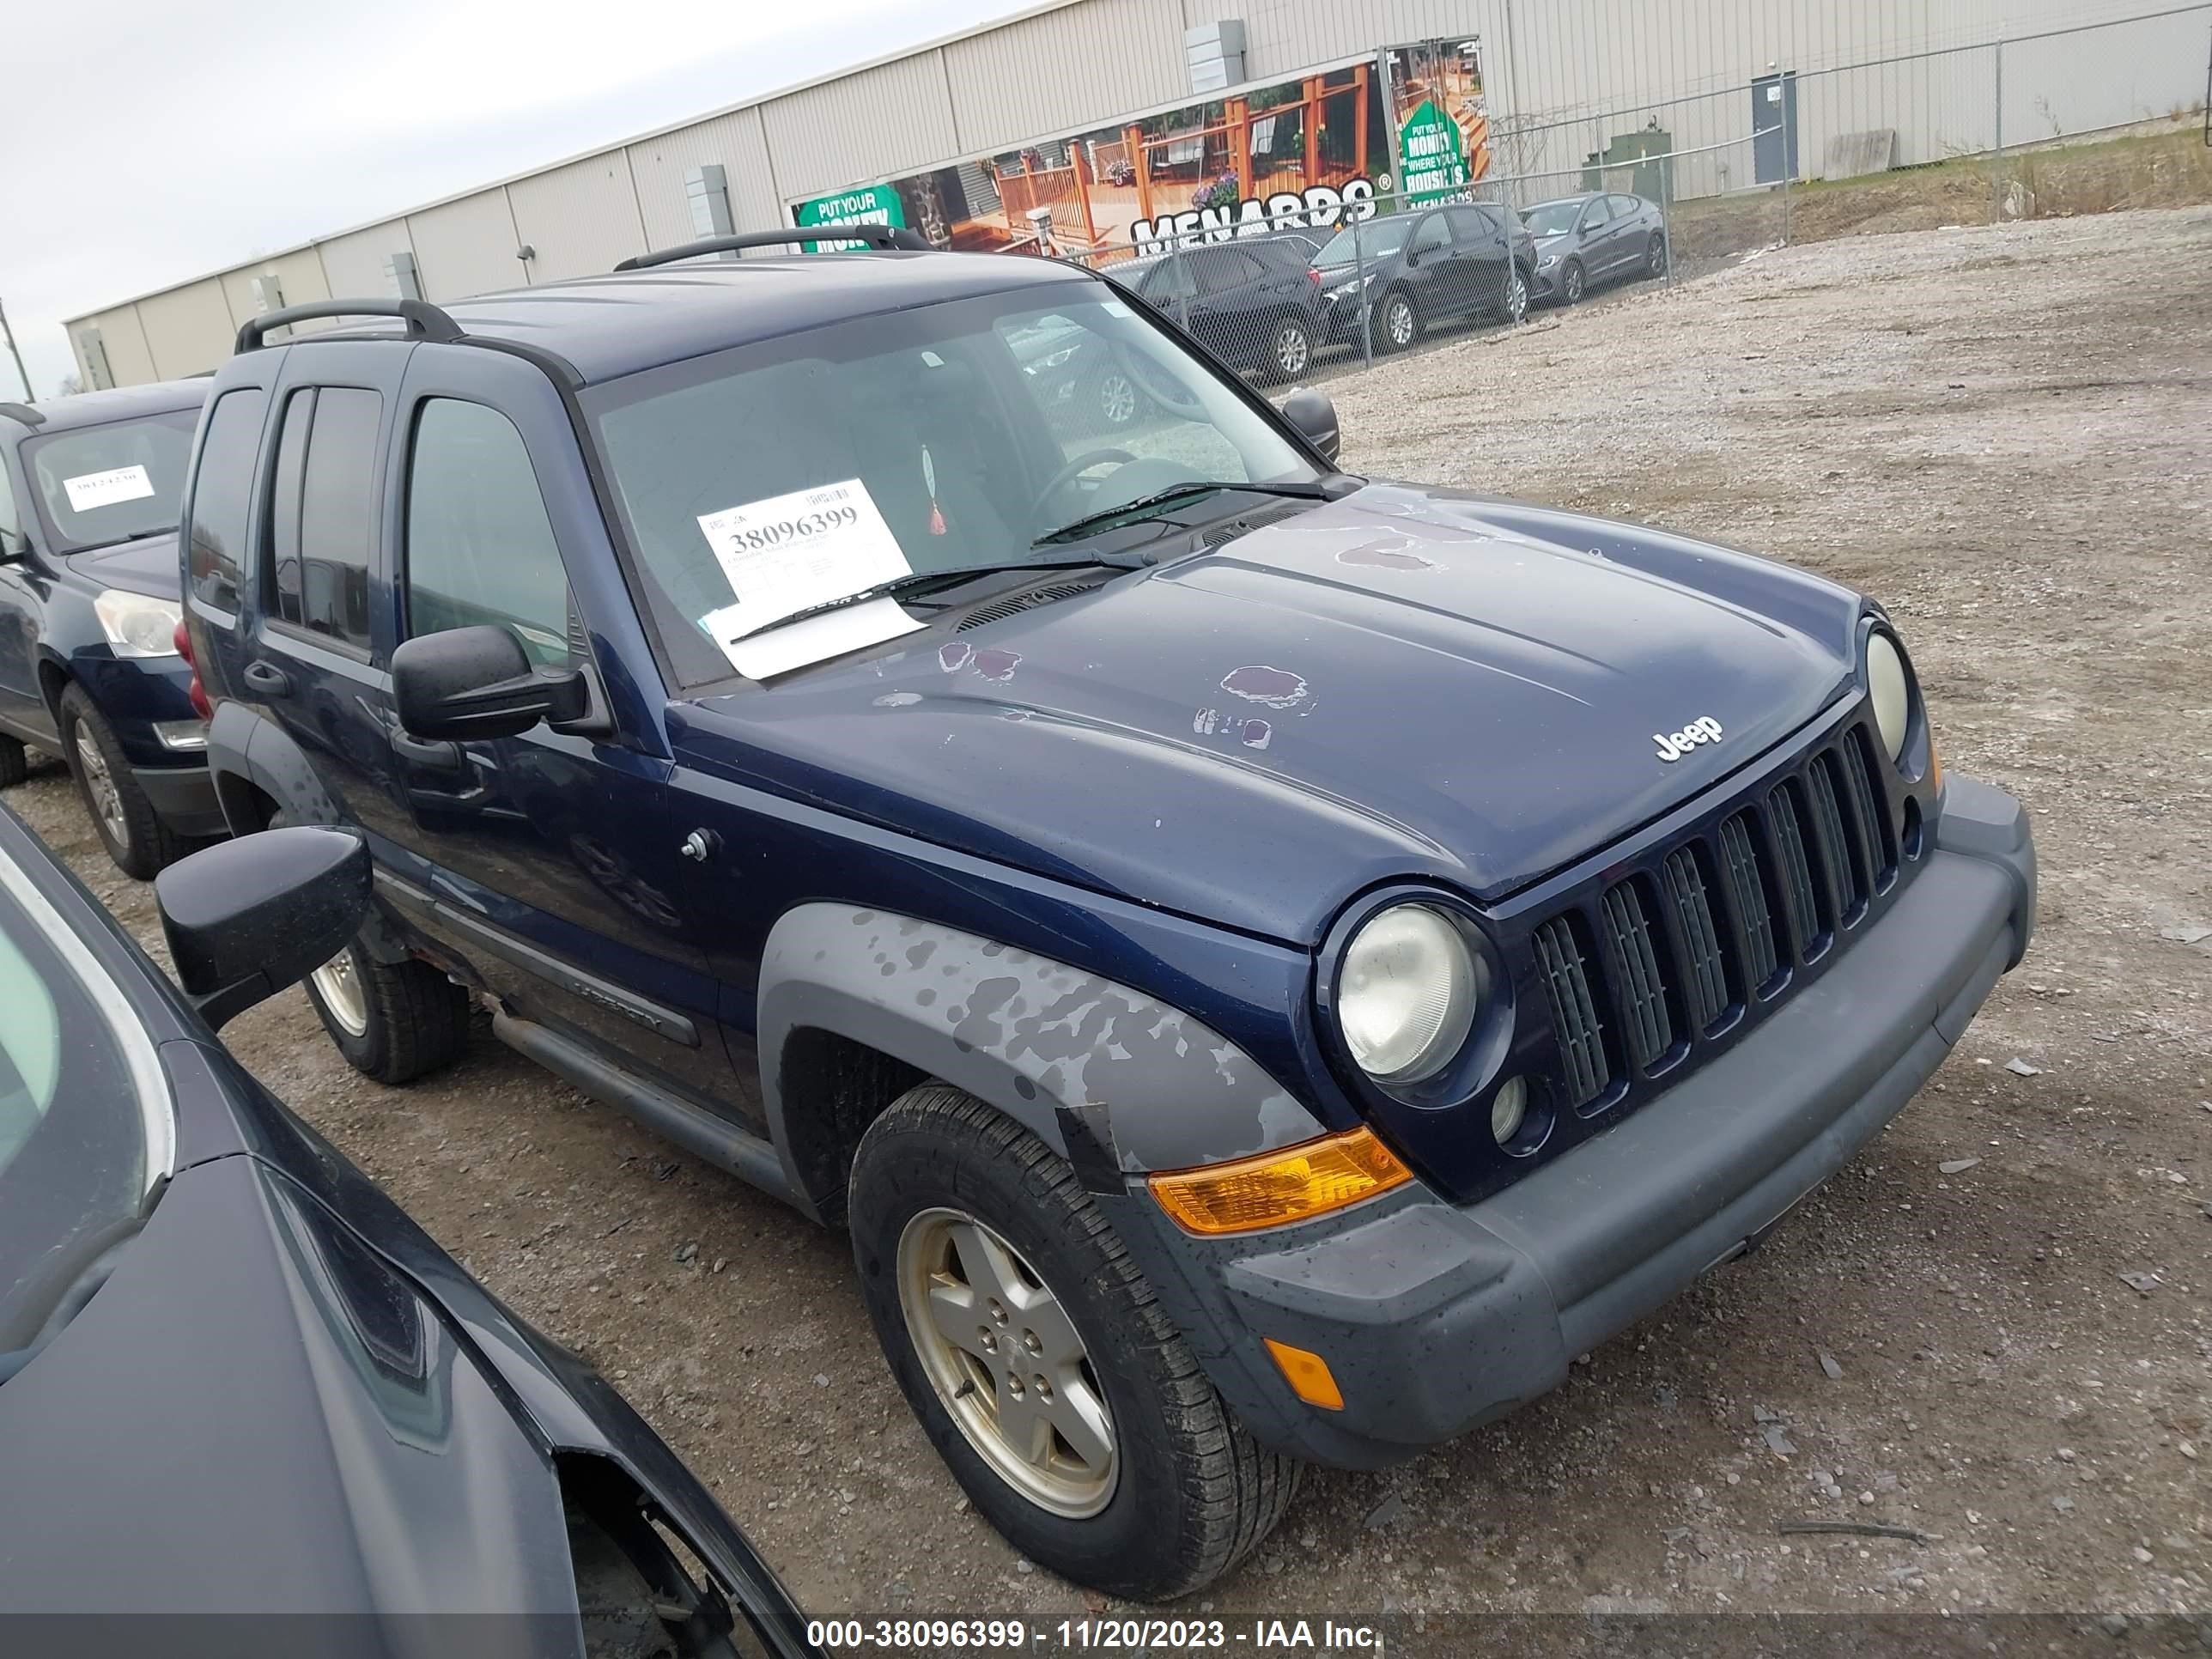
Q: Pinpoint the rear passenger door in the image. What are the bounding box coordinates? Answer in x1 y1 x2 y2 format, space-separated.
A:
1445 204 1510 315
1401 211 1457 319
379 350 741 1115
252 344 416 851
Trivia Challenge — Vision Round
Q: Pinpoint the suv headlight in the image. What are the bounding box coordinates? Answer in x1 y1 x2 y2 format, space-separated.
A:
1337 903 1481 1085
94 590 183 659
1866 631 1911 760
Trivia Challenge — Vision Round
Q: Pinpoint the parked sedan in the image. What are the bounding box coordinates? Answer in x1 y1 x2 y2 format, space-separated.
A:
1522 191 1669 306
1312 201 1534 352
0 804 815 1654
0 382 225 877
1105 233 1329 383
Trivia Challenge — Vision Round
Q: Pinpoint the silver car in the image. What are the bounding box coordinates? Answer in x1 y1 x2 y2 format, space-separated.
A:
1523 191 1669 306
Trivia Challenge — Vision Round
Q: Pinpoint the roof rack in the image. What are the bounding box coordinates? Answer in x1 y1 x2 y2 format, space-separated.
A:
613 225 930 270
0 401 44 428
235 299 465 356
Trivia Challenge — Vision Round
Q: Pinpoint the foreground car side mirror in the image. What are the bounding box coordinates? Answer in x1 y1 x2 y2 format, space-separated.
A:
393 624 590 743
155 826 372 1030
1279 388 1340 464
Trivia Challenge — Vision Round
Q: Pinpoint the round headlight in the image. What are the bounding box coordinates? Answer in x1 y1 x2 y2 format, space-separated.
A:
1867 632 1911 760
1338 904 1481 1085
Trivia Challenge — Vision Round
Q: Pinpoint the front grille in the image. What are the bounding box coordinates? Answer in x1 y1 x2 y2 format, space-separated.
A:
1534 716 1901 1105
1534 915 1608 1109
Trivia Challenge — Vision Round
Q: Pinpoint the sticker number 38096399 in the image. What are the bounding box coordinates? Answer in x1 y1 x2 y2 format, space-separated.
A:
695 478 913 644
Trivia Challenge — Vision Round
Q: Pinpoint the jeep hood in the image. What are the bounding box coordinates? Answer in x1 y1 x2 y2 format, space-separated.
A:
674 484 1865 945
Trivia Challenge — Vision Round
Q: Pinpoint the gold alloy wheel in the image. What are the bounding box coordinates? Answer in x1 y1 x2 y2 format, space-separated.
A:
310 947 370 1038
896 1206 1118 1518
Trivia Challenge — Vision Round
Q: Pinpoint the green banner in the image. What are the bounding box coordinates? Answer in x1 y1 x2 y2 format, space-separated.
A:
1396 99 1470 206
794 184 907 252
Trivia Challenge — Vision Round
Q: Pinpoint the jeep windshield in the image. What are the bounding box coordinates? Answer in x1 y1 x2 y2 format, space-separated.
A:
0 852 170 1372
21 409 200 554
583 283 1320 685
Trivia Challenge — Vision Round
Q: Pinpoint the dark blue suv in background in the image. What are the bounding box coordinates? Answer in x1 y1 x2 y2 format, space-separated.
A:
180 228 2033 1602
1 382 222 876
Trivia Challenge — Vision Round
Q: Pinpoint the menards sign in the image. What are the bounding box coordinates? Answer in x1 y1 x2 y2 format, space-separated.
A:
790 34 1489 258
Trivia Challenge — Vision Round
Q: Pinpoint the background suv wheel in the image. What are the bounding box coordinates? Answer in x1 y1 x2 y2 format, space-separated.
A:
848 1084 1297 1601
1560 258 1587 305
58 684 186 879
1378 289 1419 352
1263 317 1312 384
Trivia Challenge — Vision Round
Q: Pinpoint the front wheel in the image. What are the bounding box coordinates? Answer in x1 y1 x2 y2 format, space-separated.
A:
849 1085 1298 1601
1559 258 1587 306
1376 288 1419 353
59 684 185 879
1646 233 1668 279
1091 366 1140 430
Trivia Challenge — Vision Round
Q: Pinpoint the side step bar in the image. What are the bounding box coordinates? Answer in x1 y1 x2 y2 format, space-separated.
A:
491 1010 805 1212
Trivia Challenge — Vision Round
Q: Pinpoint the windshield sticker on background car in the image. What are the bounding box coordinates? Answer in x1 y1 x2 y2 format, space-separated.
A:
61 465 157 513
694 478 911 639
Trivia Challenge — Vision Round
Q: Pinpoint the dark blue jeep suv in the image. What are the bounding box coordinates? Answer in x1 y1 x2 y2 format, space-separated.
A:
181 228 2034 1602
1 382 222 877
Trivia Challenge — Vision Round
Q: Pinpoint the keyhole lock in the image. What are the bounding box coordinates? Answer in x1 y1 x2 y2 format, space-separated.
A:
680 829 719 863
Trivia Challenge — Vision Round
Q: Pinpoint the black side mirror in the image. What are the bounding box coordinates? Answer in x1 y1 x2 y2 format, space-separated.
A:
392 625 589 743
155 826 372 1030
1279 388 1340 465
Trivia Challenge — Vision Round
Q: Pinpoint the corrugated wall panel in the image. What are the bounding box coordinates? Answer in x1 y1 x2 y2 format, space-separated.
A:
406 191 528 301
318 220 419 301
218 248 334 342
627 107 785 243
759 50 962 201
942 0 1187 157
76 306 156 389
506 153 650 281
135 282 239 380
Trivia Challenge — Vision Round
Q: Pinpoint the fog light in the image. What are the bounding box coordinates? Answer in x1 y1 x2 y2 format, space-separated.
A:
1490 1076 1528 1146
154 719 208 752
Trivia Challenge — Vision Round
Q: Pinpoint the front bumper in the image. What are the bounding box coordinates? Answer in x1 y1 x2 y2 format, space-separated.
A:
1115 775 2034 1468
132 760 225 836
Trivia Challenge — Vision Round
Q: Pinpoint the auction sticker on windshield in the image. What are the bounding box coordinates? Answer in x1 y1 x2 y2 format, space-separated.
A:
696 479 910 638
62 465 156 513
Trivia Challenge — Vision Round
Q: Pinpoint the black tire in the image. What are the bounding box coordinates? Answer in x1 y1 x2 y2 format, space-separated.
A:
0 734 26 788
1260 315 1312 385
849 1084 1299 1601
273 811 471 1083
1559 258 1586 306
58 683 185 879
1091 365 1141 430
1376 287 1419 353
1646 232 1668 279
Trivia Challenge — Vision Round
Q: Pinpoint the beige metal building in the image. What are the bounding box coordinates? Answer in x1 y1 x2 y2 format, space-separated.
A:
63 0 2207 386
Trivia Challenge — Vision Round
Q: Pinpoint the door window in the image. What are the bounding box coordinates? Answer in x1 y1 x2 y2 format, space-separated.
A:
1445 204 1498 243
185 388 269 613
277 387 381 651
1410 214 1452 256
1194 247 1264 296
1139 258 1194 302
1611 194 1644 220
404 399 571 667
1580 198 1612 231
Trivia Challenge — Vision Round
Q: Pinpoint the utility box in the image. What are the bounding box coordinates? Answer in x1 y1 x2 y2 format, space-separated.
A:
687 164 737 256
386 251 424 301
1583 126 1675 204
1185 20 1246 94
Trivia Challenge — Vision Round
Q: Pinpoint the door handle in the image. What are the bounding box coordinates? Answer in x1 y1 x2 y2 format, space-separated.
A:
391 728 464 772
242 659 291 697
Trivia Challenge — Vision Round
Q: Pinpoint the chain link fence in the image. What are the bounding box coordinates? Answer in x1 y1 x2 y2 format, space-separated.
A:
972 3 2208 415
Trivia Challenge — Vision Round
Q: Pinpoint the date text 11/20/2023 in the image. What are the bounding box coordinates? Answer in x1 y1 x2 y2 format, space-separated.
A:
807 1617 1383 1651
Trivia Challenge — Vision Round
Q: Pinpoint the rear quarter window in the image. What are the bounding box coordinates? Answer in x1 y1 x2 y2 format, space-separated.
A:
186 389 270 613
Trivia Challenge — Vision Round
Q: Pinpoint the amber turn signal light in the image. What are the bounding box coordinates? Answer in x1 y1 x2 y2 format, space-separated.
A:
1148 1127 1413 1237
1263 1338 1345 1411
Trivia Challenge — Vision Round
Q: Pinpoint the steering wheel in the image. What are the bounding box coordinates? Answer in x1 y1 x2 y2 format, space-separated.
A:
1033 447 1136 520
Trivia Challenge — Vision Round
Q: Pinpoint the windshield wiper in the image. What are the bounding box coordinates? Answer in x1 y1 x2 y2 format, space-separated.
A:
1034 479 1334 546
742 551 1153 637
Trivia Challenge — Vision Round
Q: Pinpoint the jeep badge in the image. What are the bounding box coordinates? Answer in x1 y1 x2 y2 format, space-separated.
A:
1654 715 1724 762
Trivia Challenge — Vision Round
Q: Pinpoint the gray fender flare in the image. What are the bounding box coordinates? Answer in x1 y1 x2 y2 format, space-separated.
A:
204 701 411 965
757 903 1326 1201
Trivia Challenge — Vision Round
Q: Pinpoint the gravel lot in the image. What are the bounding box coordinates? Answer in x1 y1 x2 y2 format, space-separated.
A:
13 206 2209 1632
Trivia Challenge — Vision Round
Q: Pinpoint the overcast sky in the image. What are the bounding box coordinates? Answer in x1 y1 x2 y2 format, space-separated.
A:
0 0 1014 398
